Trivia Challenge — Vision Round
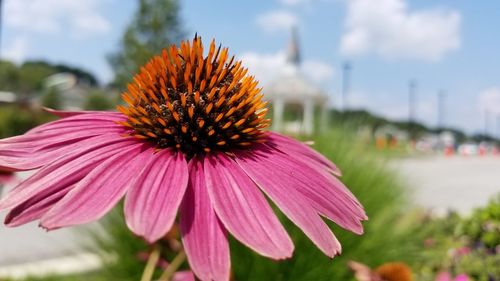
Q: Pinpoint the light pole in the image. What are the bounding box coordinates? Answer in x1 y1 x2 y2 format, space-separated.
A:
437 90 446 129
0 0 3 59
484 109 490 136
408 80 417 139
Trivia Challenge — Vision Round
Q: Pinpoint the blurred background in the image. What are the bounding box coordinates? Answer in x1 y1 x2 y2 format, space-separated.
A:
0 0 498 280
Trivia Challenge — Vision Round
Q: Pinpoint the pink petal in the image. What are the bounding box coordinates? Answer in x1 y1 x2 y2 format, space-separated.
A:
0 126 125 156
28 111 126 135
0 114 128 171
455 274 469 281
172 271 195 281
5 184 74 227
0 135 136 210
42 108 110 118
236 150 342 258
0 133 129 172
204 153 294 259
436 272 452 281
0 173 16 185
267 132 342 176
40 143 154 229
263 143 366 233
124 149 189 243
180 158 230 281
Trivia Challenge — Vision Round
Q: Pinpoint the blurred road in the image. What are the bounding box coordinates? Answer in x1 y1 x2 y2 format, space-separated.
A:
0 155 499 270
395 155 500 214
0 215 90 266
0 171 97 269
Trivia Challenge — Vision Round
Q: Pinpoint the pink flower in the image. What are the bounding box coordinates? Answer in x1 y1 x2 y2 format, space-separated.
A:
436 272 470 281
436 272 452 281
0 37 366 281
454 274 469 281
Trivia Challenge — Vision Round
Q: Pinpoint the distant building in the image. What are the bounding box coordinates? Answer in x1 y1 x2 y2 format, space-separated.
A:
42 72 90 110
265 28 329 135
0 91 16 104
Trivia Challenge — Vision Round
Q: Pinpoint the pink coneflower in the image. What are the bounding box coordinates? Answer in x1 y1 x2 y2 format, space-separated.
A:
0 36 366 280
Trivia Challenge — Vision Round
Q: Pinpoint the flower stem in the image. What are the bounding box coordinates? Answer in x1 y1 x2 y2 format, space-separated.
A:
158 249 186 281
140 246 161 281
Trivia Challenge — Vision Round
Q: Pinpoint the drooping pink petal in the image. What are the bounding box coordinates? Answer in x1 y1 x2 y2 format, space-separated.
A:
5 184 74 227
42 108 108 118
204 153 294 259
267 132 342 176
0 126 126 160
40 143 154 229
0 129 112 153
236 149 342 258
124 149 189 243
27 111 126 135
0 113 129 171
0 135 136 210
0 134 126 172
180 158 230 281
0 172 16 185
262 143 367 233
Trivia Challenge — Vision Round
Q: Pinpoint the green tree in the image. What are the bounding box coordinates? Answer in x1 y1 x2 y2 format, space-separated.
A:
18 61 57 94
108 0 185 89
0 60 20 91
41 86 62 109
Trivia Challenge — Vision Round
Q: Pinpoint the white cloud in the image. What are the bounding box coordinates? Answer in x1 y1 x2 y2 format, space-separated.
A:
279 0 308 6
256 10 298 33
302 60 335 84
239 51 334 86
478 88 500 115
240 51 288 85
340 0 461 61
5 0 111 36
3 37 29 63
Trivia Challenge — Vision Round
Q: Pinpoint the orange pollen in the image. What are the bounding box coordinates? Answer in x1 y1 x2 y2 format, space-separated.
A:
118 35 269 157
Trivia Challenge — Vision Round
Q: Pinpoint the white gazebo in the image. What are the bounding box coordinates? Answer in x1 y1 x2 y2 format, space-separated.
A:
266 29 329 135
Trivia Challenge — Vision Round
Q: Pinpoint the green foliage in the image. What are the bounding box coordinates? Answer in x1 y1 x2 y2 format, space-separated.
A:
0 105 56 138
51 64 99 86
0 60 99 95
413 195 500 281
0 106 37 137
17 62 58 94
84 90 114 110
41 87 62 110
457 195 500 249
0 60 21 91
87 209 151 281
108 0 185 88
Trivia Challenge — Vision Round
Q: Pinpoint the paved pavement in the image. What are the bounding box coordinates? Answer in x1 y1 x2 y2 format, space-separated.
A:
0 155 499 272
0 171 97 268
394 155 500 215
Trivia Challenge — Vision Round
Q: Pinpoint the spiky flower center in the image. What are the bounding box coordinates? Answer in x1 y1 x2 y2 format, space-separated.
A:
117 37 269 157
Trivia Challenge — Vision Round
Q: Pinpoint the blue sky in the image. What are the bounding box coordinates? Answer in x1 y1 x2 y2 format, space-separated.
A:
3 0 500 134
